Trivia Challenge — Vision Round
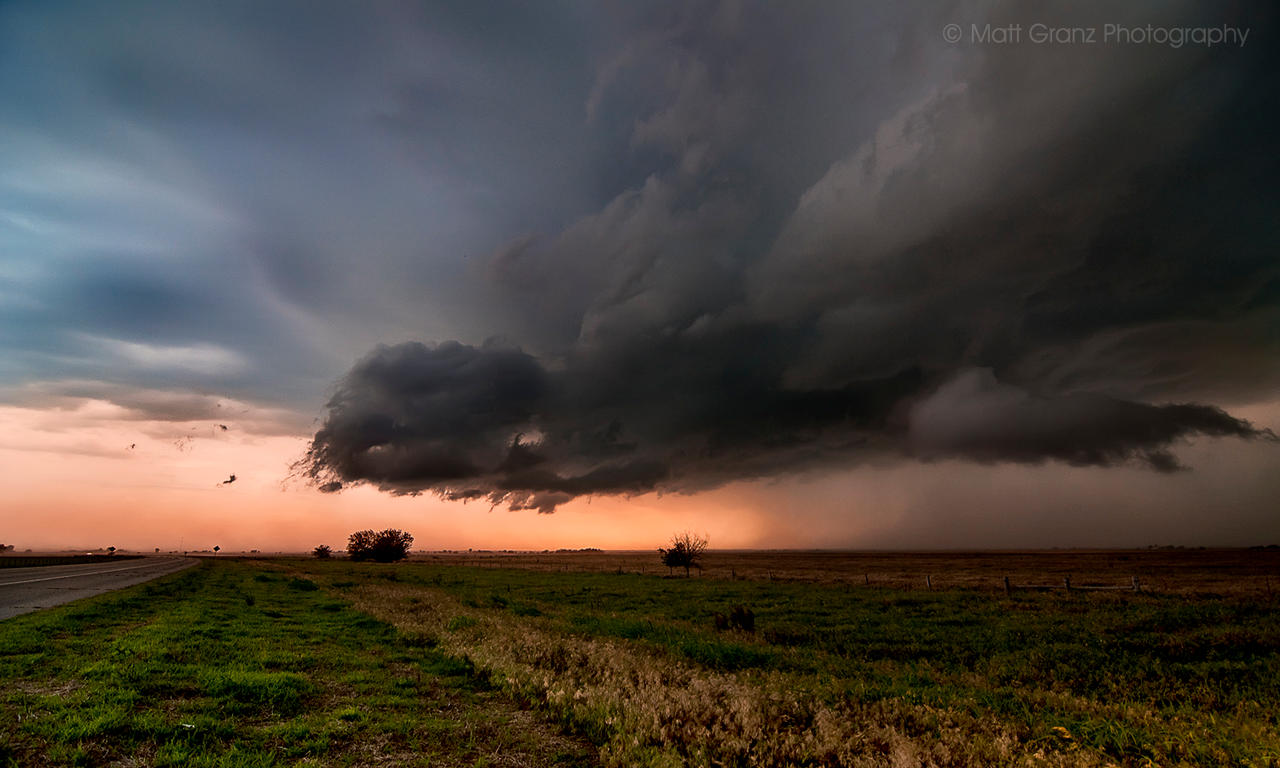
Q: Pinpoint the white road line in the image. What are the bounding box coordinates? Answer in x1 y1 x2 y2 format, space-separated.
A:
0 560 184 587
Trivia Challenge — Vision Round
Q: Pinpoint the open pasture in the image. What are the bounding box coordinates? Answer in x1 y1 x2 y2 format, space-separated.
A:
2 551 1277 767
291 550 1280 767
414 547 1280 597
0 560 591 767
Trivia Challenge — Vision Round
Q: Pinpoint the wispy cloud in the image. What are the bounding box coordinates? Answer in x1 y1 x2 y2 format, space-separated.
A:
80 335 246 375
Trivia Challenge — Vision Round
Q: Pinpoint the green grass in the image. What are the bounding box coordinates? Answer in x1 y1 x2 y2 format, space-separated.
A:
0 561 594 767
5 558 1277 767
295 560 1280 767
314 562 1280 689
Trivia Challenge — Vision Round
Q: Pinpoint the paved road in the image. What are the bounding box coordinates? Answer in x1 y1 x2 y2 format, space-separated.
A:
0 557 197 621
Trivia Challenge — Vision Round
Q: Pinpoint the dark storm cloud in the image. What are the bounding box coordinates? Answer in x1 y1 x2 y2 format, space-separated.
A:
299 341 548 489
2 1 1274 514
909 369 1275 471
301 0 1279 510
296 338 926 510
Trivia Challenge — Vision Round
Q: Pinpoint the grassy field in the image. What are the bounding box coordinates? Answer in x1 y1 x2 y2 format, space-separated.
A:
2 554 1278 766
412 548 1280 596
285 558 1280 767
0 560 592 767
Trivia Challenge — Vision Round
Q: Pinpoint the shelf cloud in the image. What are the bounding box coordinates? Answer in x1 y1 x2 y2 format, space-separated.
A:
294 1 1278 510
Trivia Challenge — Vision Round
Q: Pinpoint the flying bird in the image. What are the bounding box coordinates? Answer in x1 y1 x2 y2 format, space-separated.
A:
218 424 228 431
222 474 236 485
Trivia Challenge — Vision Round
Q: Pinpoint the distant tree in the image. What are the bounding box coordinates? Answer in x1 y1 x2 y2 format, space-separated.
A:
154 547 160 554
347 529 414 563
313 544 332 559
658 532 708 577
0 544 13 553
107 546 116 556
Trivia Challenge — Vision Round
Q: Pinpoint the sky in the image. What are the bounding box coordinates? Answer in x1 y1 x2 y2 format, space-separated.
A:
1 0 1277 553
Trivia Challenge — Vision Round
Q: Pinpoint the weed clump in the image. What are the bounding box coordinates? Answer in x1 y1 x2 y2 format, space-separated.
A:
712 605 755 633
446 615 478 632
287 578 319 592
203 670 312 715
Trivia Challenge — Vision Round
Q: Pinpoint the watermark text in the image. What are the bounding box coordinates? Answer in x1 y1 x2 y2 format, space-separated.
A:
942 22 1249 48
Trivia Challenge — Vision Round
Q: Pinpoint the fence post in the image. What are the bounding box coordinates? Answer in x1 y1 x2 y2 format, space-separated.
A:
864 574 870 586
926 575 933 590
1004 576 1012 595
1132 576 1140 592
1064 576 1071 592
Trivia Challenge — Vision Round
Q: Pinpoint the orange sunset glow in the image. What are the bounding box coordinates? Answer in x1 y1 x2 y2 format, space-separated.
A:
5 397 1277 553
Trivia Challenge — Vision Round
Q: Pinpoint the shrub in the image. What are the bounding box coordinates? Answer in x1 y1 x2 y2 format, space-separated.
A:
313 544 331 559
347 529 414 563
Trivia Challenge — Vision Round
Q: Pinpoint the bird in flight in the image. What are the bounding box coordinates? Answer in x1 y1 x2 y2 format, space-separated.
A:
222 474 237 485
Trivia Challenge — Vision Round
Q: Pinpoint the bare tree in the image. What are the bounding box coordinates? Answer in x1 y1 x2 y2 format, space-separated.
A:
658 532 708 577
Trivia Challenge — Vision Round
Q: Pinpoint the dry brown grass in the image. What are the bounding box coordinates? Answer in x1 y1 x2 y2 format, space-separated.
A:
408 548 1280 596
